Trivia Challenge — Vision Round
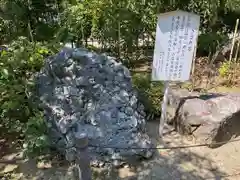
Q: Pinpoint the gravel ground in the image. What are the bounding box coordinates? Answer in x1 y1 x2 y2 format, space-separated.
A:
1 121 240 180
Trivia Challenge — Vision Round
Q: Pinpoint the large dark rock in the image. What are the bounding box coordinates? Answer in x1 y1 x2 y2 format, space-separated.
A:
167 89 240 146
36 48 153 166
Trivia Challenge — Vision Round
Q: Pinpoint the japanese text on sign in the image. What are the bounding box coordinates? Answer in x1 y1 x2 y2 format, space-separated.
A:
151 10 200 81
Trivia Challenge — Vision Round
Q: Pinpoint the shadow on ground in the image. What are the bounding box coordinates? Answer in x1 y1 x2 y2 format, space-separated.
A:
1 121 239 180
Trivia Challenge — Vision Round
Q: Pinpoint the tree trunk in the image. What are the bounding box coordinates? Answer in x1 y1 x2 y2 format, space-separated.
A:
27 21 34 42
27 0 34 42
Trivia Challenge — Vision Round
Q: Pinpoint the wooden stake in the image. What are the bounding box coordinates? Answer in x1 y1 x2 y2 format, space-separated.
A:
234 40 240 62
191 45 197 91
81 24 85 47
229 19 239 63
118 21 121 58
75 133 91 180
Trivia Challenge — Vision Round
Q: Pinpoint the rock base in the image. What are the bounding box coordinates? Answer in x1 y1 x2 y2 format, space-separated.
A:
167 89 240 147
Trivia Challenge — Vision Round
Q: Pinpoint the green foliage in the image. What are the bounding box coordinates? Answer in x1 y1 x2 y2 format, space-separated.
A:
132 73 164 120
1 0 240 55
53 0 240 58
218 61 231 77
0 0 72 43
23 111 50 156
57 2 92 45
0 37 58 156
198 32 229 56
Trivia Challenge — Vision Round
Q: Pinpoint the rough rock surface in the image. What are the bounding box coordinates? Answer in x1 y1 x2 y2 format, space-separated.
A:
36 48 153 166
167 88 240 146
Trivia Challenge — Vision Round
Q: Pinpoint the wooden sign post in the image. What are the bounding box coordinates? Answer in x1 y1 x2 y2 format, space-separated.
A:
151 10 200 137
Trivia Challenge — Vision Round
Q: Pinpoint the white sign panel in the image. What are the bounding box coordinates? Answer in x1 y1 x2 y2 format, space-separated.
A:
151 10 200 81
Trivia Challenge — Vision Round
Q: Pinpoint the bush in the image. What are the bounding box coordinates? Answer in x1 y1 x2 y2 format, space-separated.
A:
218 61 240 86
197 32 229 56
0 37 59 156
132 72 164 120
218 61 231 77
23 112 50 156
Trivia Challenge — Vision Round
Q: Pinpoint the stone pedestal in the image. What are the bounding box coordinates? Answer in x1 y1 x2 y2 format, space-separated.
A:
167 89 240 146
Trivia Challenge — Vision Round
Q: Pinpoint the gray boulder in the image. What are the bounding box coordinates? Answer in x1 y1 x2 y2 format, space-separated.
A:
36 48 153 166
167 89 240 146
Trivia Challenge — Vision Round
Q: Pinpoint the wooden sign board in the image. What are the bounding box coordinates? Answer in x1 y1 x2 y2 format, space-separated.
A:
152 10 200 81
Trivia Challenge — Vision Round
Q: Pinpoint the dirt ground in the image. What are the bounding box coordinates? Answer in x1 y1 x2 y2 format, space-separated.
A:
1 120 240 180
